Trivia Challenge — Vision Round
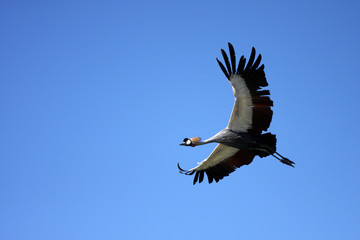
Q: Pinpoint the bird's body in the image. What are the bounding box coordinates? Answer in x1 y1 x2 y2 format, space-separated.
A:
179 43 294 185
190 128 273 151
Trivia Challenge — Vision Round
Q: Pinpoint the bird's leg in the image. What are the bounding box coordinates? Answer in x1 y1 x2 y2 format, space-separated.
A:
272 152 295 167
253 147 295 167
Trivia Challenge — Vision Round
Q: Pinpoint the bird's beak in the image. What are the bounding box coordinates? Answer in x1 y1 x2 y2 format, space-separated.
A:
179 142 186 146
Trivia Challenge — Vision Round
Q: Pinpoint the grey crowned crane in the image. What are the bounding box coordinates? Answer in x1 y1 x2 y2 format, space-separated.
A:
178 43 294 185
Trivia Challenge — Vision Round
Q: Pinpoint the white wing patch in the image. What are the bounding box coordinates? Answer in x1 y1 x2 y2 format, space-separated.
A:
227 75 253 132
191 144 239 171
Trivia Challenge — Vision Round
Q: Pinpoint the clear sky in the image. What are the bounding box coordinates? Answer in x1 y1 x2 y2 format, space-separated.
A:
1 0 360 239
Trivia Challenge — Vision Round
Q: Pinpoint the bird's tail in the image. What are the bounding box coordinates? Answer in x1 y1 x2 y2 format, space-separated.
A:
256 133 277 157
261 133 277 151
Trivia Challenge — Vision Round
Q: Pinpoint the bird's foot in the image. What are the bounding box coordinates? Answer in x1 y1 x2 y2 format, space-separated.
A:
280 158 295 168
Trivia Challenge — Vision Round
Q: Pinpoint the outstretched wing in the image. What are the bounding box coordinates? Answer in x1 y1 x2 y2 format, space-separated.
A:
178 144 255 185
216 43 273 134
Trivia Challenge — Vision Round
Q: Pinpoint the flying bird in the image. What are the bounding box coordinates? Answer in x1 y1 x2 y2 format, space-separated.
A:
178 43 294 185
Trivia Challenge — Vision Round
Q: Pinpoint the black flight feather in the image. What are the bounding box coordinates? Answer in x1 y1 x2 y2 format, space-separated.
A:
237 56 246 75
228 43 236 74
193 171 200 185
217 58 230 79
245 47 256 70
199 170 204 183
205 170 213 184
221 49 232 77
253 54 262 69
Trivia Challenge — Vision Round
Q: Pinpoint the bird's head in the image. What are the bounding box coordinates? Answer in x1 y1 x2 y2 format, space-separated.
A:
180 137 201 147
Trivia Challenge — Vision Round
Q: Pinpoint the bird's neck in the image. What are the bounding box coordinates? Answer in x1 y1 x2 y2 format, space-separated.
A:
193 138 214 146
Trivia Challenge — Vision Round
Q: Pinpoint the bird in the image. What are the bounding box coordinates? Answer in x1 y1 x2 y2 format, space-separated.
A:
178 43 294 185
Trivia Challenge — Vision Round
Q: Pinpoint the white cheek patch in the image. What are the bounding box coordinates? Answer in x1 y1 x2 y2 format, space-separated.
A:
186 140 192 145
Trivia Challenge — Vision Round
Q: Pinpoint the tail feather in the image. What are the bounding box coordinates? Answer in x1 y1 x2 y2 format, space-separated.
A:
257 133 277 157
261 133 277 150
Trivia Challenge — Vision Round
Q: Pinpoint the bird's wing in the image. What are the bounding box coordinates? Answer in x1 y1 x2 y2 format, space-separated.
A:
216 43 273 134
178 144 255 184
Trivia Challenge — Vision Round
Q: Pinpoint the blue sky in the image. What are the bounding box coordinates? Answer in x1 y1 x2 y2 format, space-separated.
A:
1 0 360 239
